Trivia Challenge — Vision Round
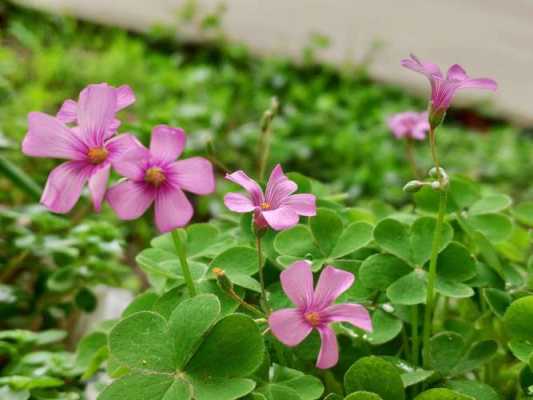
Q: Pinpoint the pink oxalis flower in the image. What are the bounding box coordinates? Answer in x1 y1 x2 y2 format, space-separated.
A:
22 83 139 213
387 111 429 141
401 54 497 125
107 125 215 233
269 261 372 369
224 164 316 231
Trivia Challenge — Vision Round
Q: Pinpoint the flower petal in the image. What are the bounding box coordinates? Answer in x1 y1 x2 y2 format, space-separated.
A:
262 207 299 231
77 83 118 147
41 161 91 213
115 85 136 110
265 164 297 207
22 112 87 160
154 186 193 233
107 180 155 220
106 133 143 162
401 54 443 79
225 170 264 205
316 326 339 369
323 304 373 332
168 157 215 195
312 266 355 309
88 164 111 212
459 78 498 91
280 260 314 308
56 99 77 124
150 125 186 162
224 193 255 212
446 64 468 81
112 145 150 181
282 194 316 216
268 308 312 346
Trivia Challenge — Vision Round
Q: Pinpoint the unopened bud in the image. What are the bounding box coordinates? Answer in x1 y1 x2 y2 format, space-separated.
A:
428 167 447 180
403 180 425 193
431 181 441 190
212 267 233 292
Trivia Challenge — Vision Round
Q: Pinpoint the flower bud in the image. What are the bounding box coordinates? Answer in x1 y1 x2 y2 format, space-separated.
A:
212 267 233 292
403 180 425 193
428 167 448 180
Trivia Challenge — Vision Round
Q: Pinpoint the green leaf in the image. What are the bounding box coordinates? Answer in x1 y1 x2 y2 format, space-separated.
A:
513 201 533 226
367 309 402 345
109 311 175 372
187 313 264 378
122 292 159 317
508 339 533 363
386 270 427 305
75 331 107 374
210 246 259 276
151 223 222 257
414 388 474 400
359 254 412 291
428 332 465 375
190 376 257 400
469 194 512 215
256 364 324 400
274 225 315 257
448 176 481 210
345 392 383 400
468 213 513 243
168 294 221 369
0 376 63 390
445 380 499 400
435 278 474 299
330 222 373 258
436 242 476 282
0 386 29 400
310 208 343 256
504 296 533 341
373 219 411 262
401 369 434 387
410 217 454 266
344 356 405 400
519 364 533 396
483 288 511 318
453 340 498 374
98 373 190 400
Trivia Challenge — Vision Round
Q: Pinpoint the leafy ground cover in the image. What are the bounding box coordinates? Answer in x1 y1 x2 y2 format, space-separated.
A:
0 2 532 400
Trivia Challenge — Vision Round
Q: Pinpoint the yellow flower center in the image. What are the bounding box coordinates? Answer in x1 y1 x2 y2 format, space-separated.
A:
304 311 321 327
87 147 108 164
260 202 271 210
144 167 166 187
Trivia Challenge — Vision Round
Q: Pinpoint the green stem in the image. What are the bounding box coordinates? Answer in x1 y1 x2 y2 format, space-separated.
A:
429 127 441 176
422 188 447 369
256 235 270 313
0 155 41 200
171 229 197 297
227 287 265 317
412 305 420 366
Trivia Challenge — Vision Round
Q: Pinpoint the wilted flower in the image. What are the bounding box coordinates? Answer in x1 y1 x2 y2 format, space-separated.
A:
269 261 372 369
224 164 316 231
107 125 215 233
401 54 497 126
387 111 429 141
22 83 139 213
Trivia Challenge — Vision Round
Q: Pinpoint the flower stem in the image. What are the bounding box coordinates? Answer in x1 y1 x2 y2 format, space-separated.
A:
256 235 270 313
411 305 420 366
405 138 420 179
422 188 447 369
226 286 265 317
429 127 441 175
257 98 279 182
171 229 197 297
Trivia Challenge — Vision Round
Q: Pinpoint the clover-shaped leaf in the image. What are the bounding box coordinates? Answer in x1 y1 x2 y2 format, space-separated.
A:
467 213 513 243
444 380 499 400
345 392 383 400
386 270 427 305
344 356 405 400
504 296 533 342
436 242 476 282
428 332 465 376
366 309 402 345
373 217 453 266
254 364 324 400
209 246 261 292
360 254 412 291
99 294 264 400
275 209 372 271
512 201 533 227
414 388 473 400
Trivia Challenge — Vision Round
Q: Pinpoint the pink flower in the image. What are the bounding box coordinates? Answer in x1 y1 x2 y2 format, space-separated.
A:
22 83 139 213
224 164 316 231
269 261 372 369
387 111 429 141
401 54 497 116
106 125 215 233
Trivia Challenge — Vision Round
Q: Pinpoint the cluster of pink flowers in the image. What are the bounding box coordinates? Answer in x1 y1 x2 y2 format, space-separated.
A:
22 83 215 233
